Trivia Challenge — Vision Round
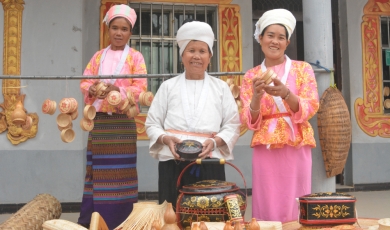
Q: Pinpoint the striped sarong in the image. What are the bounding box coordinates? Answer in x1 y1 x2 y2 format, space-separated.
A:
78 113 138 229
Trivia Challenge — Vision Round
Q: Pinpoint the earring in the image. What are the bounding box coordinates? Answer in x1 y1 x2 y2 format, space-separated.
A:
208 62 212 71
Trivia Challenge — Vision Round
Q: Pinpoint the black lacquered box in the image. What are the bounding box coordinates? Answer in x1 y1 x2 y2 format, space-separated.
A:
299 192 357 226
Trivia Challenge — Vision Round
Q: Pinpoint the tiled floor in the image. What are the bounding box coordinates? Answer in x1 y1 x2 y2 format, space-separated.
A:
1 191 389 226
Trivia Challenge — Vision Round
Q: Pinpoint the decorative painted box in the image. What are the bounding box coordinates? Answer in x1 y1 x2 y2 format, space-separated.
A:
176 179 246 229
299 192 357 226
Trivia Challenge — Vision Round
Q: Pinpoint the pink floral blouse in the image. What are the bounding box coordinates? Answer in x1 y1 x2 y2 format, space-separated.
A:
80 47 147 114
239 60 319 149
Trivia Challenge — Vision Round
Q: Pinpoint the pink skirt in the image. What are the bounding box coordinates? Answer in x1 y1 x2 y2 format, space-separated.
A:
251 144 312 222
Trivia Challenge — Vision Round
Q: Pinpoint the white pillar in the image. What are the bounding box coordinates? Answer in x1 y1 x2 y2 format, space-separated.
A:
302 0 336 193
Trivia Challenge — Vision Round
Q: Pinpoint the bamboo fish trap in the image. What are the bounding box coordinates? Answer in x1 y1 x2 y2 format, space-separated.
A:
115 201 168 230
317 87 352 178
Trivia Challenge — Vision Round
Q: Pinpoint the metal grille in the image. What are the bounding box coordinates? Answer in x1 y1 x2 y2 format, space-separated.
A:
129 3 218 94
252 0 302 12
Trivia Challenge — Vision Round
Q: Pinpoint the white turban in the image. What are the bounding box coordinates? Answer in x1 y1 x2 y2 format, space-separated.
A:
176 21 214 56
254 8 296 43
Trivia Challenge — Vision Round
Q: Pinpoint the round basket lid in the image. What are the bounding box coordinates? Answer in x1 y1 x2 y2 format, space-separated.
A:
180 179 238 194
176 140 202 160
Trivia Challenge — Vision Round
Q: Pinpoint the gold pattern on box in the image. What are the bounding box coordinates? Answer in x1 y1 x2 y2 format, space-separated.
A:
311 204 351 219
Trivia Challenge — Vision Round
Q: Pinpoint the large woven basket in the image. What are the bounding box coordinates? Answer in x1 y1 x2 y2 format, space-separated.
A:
0 193 62 230
317 87 352 178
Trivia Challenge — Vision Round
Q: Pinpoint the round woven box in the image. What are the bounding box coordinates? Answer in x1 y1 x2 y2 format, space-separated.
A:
61 128 75 143
83 105 96 120
58 122 72 131
0 193 61 230
107 90 122 106
261 69 277 85
384 99 390 109
126 105 139 118
70 109 78 120
120 99 130 112
56 113 72 128
317 87 352 178
59 98 76 114
139 91 154 106
384 86 390 97
127 90 136 106
80 117 94 131
230 84 240 99
42 99 56 115
95 81 108 97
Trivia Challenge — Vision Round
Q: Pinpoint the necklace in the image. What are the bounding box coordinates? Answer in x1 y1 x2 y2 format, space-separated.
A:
272 59 286 77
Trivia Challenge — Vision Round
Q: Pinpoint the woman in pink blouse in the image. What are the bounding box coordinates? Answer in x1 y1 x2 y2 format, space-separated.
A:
239 9 319 222
78 4 146 229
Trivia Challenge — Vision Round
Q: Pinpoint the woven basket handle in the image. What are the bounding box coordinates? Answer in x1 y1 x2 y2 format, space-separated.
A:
176 158 248 206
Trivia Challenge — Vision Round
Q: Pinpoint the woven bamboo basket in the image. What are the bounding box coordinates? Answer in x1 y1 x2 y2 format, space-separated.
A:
0 193 62 230
317 87 352 178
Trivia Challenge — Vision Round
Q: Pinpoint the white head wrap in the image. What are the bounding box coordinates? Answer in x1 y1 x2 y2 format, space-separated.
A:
254 8 296 43
176 21 214 56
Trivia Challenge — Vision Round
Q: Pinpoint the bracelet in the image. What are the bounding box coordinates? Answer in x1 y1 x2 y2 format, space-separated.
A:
161 134 167 145
249 104 260 113
207 138 217 151
282 88 290 100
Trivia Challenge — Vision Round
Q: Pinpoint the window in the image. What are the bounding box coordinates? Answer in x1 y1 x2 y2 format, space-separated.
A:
129 3 219 95
380 17 390 113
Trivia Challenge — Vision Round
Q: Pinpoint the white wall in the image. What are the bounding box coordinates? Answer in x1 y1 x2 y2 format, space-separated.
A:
0 0 100 203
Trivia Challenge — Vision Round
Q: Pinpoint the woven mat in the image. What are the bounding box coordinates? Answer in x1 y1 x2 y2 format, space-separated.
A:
282 218 379 230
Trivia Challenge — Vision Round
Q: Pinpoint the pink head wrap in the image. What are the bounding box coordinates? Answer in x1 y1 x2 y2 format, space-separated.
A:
103 4 137 28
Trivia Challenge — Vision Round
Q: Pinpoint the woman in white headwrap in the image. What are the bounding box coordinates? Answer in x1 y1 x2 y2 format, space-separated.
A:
239 9 319 222
145 21 240 209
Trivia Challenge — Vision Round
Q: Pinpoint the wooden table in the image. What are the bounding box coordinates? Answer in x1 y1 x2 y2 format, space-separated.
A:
282 218 379 230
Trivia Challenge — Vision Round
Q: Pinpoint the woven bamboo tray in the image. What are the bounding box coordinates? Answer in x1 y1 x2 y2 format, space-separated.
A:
0 193 62 230
317 87 352 178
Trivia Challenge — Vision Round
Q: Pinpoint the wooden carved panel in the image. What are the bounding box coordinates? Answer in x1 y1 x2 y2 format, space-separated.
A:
218 4 246 136
1 0 38 145
355 0 390 137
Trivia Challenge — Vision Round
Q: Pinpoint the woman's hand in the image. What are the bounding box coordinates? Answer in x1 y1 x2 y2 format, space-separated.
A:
160 135 182 160
252 77 266 99
97 83 120 99
199 138 215 159
88 81 100 97
264 77 289 98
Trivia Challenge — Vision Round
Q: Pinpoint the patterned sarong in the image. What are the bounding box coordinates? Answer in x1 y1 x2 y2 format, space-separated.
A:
78 113 138 229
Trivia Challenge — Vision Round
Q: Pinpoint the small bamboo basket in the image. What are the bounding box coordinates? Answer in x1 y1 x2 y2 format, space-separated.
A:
317 87 352 178
0 193 62 230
